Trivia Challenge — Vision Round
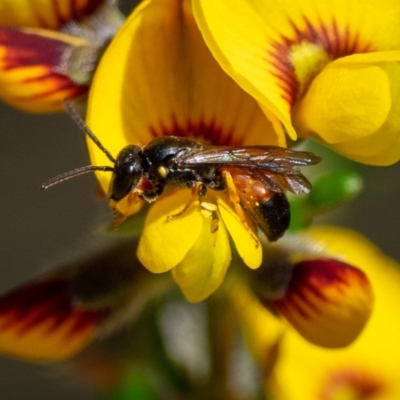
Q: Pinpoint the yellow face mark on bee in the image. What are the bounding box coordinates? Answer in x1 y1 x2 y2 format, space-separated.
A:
157 166 169 177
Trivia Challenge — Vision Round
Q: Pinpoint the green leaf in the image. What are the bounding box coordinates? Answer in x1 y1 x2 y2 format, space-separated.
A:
305 169 363 214
289 169 363 231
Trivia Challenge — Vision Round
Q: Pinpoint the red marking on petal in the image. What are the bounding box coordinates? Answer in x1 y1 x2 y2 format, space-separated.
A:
66 312 101 338
0 277 108 343
149 116 240 146
33 0 106 30
59 0 105 25
0 28 66 69
274 258 369 319
320 367 387 400
16 70 88 101
17 76 87 100
267 17 374 107
0 28 88 108
272 258 373 347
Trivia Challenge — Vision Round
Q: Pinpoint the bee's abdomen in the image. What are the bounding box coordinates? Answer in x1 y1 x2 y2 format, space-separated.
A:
255 192 290 241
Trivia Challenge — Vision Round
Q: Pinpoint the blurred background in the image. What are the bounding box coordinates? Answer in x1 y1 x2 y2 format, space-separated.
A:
0 103 110 400
1 2 400 399
0 0 133 397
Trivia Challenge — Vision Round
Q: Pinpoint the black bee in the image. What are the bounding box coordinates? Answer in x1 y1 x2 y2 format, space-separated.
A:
43 101 321 241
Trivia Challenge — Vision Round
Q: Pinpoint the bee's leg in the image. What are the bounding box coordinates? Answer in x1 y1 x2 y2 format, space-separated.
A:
166 183 207 222
110 191 142 226
111 208 128 226
127 190 143 207
108 197 125 226
221 170 260 247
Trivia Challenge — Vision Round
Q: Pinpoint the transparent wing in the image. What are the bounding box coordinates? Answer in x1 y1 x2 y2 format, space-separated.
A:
249 168 313 195
180 145 321 174
179 145 320 195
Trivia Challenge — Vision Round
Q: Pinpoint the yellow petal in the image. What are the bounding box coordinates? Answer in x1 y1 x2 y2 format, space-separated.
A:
273 258 373 348
269 227 400 400
87 0 280 199
192 0 296 139
193 0 400 140
217 196 262 269
172 214 231 303
294 51 400 165
0 0 106 29
329 61 400 165
296 65 391 144
0 27 88 112
137 190 203 273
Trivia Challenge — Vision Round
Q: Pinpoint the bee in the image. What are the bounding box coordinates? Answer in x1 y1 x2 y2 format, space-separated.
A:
42 101 321 241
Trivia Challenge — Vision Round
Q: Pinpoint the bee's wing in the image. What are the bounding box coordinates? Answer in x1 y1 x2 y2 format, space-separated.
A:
180 145 321 173
181 146 320 195
251 168 313 195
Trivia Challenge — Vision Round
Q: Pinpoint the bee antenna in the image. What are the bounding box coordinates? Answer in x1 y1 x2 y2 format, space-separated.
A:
63 99 116 164
41 165 114 190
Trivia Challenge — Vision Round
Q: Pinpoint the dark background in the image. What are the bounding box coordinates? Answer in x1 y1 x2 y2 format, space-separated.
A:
2 3 400 399
0 0 135 396
0 104 110 400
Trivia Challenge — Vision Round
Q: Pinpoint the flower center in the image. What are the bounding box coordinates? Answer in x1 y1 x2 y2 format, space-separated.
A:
149 116 241 146
320 367 387 400
267 18 373 107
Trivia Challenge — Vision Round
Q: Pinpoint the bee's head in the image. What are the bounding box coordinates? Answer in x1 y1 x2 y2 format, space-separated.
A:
108 145 143 204
41 101 144 207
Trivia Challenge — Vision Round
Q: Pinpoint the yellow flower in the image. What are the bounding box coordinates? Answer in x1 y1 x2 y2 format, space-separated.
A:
86 0 286 302
0 0 124 112
234 227 374 356
192 0 400 165
266 226 400 400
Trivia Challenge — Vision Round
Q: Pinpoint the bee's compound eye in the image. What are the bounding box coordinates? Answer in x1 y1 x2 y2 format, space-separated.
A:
109 146 142 202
